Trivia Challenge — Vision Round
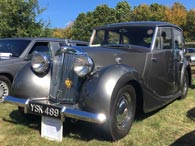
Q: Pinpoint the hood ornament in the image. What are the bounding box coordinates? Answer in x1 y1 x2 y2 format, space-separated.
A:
55 46 77 56
115 57 122 64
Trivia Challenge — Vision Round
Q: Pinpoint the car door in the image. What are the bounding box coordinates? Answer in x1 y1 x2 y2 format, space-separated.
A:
172 28 184 91
147 27 179 96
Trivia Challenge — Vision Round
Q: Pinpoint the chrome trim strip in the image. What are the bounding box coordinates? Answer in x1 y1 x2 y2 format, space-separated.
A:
3 96 106 124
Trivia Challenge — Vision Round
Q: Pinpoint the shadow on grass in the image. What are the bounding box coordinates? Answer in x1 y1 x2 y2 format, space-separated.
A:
63 120 108 141
170 130 195 146
170 108 195 145
187 107 195 121
3 110 41 130
2 102 176 142
3 110 109 141
189 84 195 89
134 102 170 121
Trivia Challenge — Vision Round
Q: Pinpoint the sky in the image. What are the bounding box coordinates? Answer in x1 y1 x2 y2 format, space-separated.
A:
38 0 195 28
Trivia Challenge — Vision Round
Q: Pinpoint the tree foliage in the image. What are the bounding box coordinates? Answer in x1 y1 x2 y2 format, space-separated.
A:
185 10 195 41
71 5 118 41
71 2 131 41
149 3 166 21
115 1 131 22
0 0 51 38
131 4 151 21
52 22 73 38
164 2 187 27
51 1 195 42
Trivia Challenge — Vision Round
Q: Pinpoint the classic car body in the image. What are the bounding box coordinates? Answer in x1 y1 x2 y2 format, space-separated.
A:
3 22 191 140
0 38 88 99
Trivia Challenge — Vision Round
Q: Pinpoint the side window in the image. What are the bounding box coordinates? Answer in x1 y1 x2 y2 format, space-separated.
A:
29 42 50 55
173 28 183 50
161 28 172 50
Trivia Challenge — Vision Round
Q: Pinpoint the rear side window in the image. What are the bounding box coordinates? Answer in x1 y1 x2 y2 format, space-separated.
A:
173 28 184 50
154 27 173 50
161 28 172 50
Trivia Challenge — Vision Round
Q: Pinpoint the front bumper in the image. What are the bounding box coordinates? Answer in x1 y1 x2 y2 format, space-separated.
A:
3 96 106 124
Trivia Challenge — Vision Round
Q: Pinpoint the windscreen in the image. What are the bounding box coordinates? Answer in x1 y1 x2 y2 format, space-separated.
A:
91 26 155 48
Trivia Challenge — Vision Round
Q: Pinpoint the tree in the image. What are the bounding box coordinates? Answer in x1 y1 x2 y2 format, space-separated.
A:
93 4 117 27
131 4 152 21
70 1 195 42
72 4 117 41
52 22 73 39
164 2 187 27
0 0 51 38
115 1 131 22
185 9 195 41
150 3 166 21
71 12 94 41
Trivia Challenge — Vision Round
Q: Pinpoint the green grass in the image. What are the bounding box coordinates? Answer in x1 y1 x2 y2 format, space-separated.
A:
1 79 195 146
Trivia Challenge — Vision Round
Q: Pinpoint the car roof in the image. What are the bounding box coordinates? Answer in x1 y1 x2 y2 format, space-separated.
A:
0 38 88 46
0 37 65 42
95 21 182 31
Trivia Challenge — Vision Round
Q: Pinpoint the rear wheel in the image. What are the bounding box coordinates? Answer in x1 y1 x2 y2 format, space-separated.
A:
104 84 136 140
0 76 11 98
180 71 189 99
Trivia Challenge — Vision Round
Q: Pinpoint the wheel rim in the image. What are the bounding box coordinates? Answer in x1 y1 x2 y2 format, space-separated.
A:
0 81 9 98
115 93 131 131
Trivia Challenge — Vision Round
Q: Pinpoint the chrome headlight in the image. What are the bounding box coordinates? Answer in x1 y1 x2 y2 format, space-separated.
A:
74 55 93 77
31 52 50 73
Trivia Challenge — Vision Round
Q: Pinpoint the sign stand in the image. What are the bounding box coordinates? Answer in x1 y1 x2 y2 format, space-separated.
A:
41 116 63 142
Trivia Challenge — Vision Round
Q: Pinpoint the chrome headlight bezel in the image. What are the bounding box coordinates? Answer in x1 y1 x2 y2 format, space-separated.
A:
31 51 50 74
73 55 94 77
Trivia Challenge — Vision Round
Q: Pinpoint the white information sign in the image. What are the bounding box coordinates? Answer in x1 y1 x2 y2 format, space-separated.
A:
41 116 63 142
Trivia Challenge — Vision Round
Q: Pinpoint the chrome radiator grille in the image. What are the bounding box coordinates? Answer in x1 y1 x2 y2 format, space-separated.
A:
49 53 78 104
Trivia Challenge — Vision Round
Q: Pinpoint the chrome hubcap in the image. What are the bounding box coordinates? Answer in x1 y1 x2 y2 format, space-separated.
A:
116 94 130 130
0 81 9 98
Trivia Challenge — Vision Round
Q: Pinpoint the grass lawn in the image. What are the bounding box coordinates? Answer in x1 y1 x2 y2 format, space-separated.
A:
0 79 195 146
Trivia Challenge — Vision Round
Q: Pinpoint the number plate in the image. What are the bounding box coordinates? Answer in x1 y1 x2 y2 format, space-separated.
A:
28 102 61 119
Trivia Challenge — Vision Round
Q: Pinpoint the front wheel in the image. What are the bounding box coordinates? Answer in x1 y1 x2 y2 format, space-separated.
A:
104 84 136 140
0 75 11 98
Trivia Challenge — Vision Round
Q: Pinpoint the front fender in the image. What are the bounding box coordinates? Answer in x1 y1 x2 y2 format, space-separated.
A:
79 64 141 116
12 63 50 98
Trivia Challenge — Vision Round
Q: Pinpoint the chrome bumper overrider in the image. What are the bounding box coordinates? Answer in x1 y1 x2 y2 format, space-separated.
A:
3 96 106 124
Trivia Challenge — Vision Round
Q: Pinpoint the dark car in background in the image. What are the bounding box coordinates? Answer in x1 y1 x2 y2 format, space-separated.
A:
0 38 88 99
3 22 192 140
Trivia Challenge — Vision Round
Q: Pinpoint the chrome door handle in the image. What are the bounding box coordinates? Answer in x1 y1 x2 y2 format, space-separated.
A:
151 58 159 62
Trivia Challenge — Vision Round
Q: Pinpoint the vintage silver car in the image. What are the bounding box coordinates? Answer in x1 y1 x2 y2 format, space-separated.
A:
0 38 88 99
3 22 191 140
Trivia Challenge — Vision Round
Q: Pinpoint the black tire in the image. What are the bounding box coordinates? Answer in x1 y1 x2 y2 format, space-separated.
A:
0 75 11 98
180 71 189 99
104 84 136 140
